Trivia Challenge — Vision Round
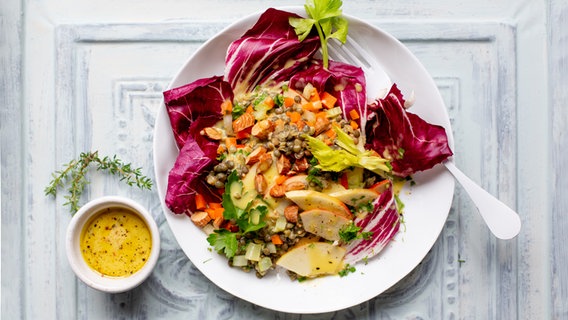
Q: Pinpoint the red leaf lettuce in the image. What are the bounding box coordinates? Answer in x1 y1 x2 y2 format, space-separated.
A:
365 84 453 177
225 8 320 95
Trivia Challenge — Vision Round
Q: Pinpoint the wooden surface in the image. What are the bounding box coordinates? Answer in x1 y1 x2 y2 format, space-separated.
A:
1 0 567 318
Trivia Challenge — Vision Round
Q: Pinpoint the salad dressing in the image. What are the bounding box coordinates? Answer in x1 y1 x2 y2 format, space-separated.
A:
80 208 152 277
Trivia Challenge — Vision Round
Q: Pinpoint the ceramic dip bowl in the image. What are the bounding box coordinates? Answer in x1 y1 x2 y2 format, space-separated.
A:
66 196 160 293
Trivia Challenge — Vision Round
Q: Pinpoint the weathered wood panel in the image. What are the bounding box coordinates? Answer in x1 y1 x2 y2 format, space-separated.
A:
1 0 566 319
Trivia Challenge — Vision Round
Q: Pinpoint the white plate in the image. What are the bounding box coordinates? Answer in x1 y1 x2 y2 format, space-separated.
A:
153 7 455 314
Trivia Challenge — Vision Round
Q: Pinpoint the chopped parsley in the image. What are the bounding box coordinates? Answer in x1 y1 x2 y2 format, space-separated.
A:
207 230 238 258
338 264 356 277
339 222 373 243
207 171 268 259
231 102 246 119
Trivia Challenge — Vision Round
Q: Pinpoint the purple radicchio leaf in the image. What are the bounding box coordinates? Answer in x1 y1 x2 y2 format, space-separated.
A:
165 138 222 215
289 59 368 132
365 84 453 177
344 186 400 263
163 76 233 160
225 8 320 95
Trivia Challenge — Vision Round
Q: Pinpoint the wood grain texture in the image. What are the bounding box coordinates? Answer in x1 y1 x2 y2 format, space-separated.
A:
1 0 567 319
549 0 568 319
1 0 25 318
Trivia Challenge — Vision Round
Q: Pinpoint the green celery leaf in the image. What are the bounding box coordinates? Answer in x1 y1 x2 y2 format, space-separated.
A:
307 0 343 20
327 16 348 43
289 17 316 42
207 230 238 258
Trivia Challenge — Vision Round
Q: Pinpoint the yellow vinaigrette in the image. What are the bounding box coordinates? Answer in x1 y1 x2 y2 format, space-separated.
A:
80 208 152 277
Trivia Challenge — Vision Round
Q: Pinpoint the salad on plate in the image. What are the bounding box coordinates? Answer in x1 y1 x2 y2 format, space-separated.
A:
161 2 452 280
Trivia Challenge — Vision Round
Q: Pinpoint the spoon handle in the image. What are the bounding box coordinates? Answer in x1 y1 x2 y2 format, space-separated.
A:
443 160 521 239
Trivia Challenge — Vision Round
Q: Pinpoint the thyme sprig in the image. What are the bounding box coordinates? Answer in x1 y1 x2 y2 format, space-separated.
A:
45 151 153 214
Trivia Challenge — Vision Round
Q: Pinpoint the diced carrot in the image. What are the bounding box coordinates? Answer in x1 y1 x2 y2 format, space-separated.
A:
217 144 227 155
286 111 302 123
206 207 224 220
275 175 287 185
271 234 283 245
222 220 239 232
208 202 222 209
321 92 337 109
349 109 360 120
195 193 207 210
246 105 254 113
283 97 295 108
350 120 359 130
315 111 328 119
264 96 275 108
325 128 336 139
301 101 316 112
225 137 237 150
220 100 232 115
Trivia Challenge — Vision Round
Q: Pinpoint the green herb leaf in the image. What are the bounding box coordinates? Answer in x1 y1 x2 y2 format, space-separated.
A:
339 222 373 243
338 263 356 277
394 193 405 214
207 229 238 258
305 125 391 176
289 17 316 42
232 102 246 119
290 0 349 69
45 151 153 214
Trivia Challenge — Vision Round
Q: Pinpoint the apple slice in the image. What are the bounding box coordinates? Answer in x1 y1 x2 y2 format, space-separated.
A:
328 188 379 208
276 242 346 277
300 209 352 241
285 190 352 219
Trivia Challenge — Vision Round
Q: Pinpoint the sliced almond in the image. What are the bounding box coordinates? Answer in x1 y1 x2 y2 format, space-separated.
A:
284 205 299 223
291 157 309 173
251 119 274 139
284 181 306 192
283 174 308 192
277 155 291 175
246 146 267 165
190 211 211 228
314 116 330 136
269 184 286 198
255 174 267 194
284 182 307 192
257 153 273 172
202 127 223 140
232 112 255 133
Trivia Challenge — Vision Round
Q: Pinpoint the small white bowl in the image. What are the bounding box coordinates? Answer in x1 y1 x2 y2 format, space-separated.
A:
66 196 160 293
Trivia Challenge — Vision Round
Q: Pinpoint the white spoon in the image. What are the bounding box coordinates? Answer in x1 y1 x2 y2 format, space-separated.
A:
329 36 521 239
443 160 521 239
